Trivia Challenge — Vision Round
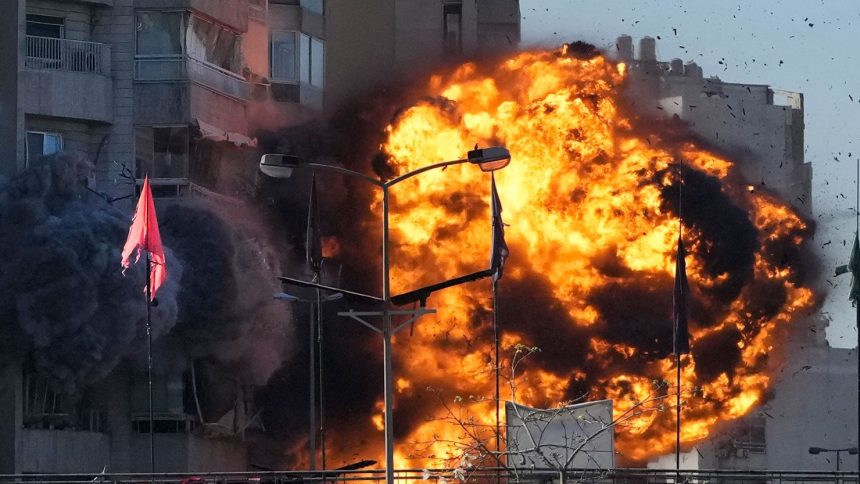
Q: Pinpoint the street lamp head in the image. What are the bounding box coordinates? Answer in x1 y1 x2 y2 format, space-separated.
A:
260 154 301 179
808 447 824 455
467 146 511 172
273 292 299 302
849 447 859 455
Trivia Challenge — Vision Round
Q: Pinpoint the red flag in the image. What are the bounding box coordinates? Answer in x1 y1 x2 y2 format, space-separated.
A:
121 176 167 300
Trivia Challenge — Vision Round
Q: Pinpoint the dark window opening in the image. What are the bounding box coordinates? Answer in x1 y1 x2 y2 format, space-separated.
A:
443 3 462 55
271 82 300 103
135 126 189 180
26 14 64 39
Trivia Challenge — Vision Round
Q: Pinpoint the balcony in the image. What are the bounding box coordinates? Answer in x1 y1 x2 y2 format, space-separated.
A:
22 36 113 123
26 35 110 76
134 56 250 101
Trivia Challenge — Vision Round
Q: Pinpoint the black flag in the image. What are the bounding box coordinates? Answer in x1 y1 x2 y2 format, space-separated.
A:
307 174 322 273
673 235 690 355
490 174 509 281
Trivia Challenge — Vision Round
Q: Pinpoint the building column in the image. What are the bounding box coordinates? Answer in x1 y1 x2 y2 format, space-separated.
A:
0 0 25 176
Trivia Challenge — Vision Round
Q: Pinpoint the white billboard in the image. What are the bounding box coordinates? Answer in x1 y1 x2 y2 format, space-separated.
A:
505 399 615 470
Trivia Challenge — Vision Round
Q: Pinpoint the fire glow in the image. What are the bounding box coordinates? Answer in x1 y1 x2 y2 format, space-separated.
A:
329 46 814 466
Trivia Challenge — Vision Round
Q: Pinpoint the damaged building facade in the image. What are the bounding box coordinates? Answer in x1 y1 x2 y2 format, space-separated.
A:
615 35 857 472
0 0 521 475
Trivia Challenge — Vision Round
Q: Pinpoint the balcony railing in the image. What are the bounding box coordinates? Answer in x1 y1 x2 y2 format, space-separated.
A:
26 35 110 76
134 56 250 100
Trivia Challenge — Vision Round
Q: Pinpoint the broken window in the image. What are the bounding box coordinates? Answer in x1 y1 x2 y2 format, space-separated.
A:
22 370 104 432
135 126 189 182
186 15 242 73
443 3 463 55
270 30 298 82
26 131 63 167
135 11 184 56
131 371 197 433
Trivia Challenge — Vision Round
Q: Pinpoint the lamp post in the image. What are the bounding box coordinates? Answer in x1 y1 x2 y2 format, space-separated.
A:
808 446 859 472
274 283 343 470
260 147 511 484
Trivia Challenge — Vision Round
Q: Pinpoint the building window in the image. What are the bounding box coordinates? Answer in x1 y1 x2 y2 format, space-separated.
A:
186 14 242 73
300 0 324 15
135 11 184 56
443 3 462 55
270 30 298 82
297 34 324 88
26 14 64 39
26 131 63 167
310 37 324 88
135 126 189 186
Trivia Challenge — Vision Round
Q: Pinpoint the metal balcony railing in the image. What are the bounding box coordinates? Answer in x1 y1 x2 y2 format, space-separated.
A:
26 35 110 75
134 56 250 100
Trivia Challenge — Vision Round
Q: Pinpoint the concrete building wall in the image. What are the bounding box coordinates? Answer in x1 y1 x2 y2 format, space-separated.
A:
21 69 114 123
764 346 858 471
191 86 248 133
17 430 111 473
476 0 521 52
27 0 93 41
655 78 810 215
393 0 479 76
92 0 136 200
0 363 22 474
0 0 25 177
324 0 395 114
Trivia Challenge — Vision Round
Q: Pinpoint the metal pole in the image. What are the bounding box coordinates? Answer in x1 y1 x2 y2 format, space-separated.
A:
145 253 155 480
381 186 395 484
855 158 859 455
308 302 316 470
317 280 326 470
493 278 501 456
493 277 501 484
676 353 681 483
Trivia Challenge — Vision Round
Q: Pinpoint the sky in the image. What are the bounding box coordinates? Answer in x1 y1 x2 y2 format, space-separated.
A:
520 0 860 348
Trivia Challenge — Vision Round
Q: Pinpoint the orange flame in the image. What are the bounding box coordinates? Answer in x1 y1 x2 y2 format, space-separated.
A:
326 46 814 468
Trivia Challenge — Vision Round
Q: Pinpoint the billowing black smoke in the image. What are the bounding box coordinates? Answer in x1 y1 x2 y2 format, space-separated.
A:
0 152 179 393
0 152 291 401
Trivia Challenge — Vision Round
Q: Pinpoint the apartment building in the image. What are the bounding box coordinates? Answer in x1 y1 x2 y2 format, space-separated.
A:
0 0 520 474
616 36 857 472
0 0 520 201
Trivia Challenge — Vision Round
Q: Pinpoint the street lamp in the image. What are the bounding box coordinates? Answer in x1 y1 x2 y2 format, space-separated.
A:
259 147 511 484
808 446 859 471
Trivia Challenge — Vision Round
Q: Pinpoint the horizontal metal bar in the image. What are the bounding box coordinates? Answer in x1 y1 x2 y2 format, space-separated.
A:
278 276 383 302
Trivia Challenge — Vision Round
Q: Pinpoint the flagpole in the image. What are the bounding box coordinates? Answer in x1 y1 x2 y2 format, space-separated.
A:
145 251 155 480
675 163 683 483
317 273 326 470
493 276 500 463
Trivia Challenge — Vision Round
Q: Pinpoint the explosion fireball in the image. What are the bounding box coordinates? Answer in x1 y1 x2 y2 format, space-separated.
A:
344 45 815 465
